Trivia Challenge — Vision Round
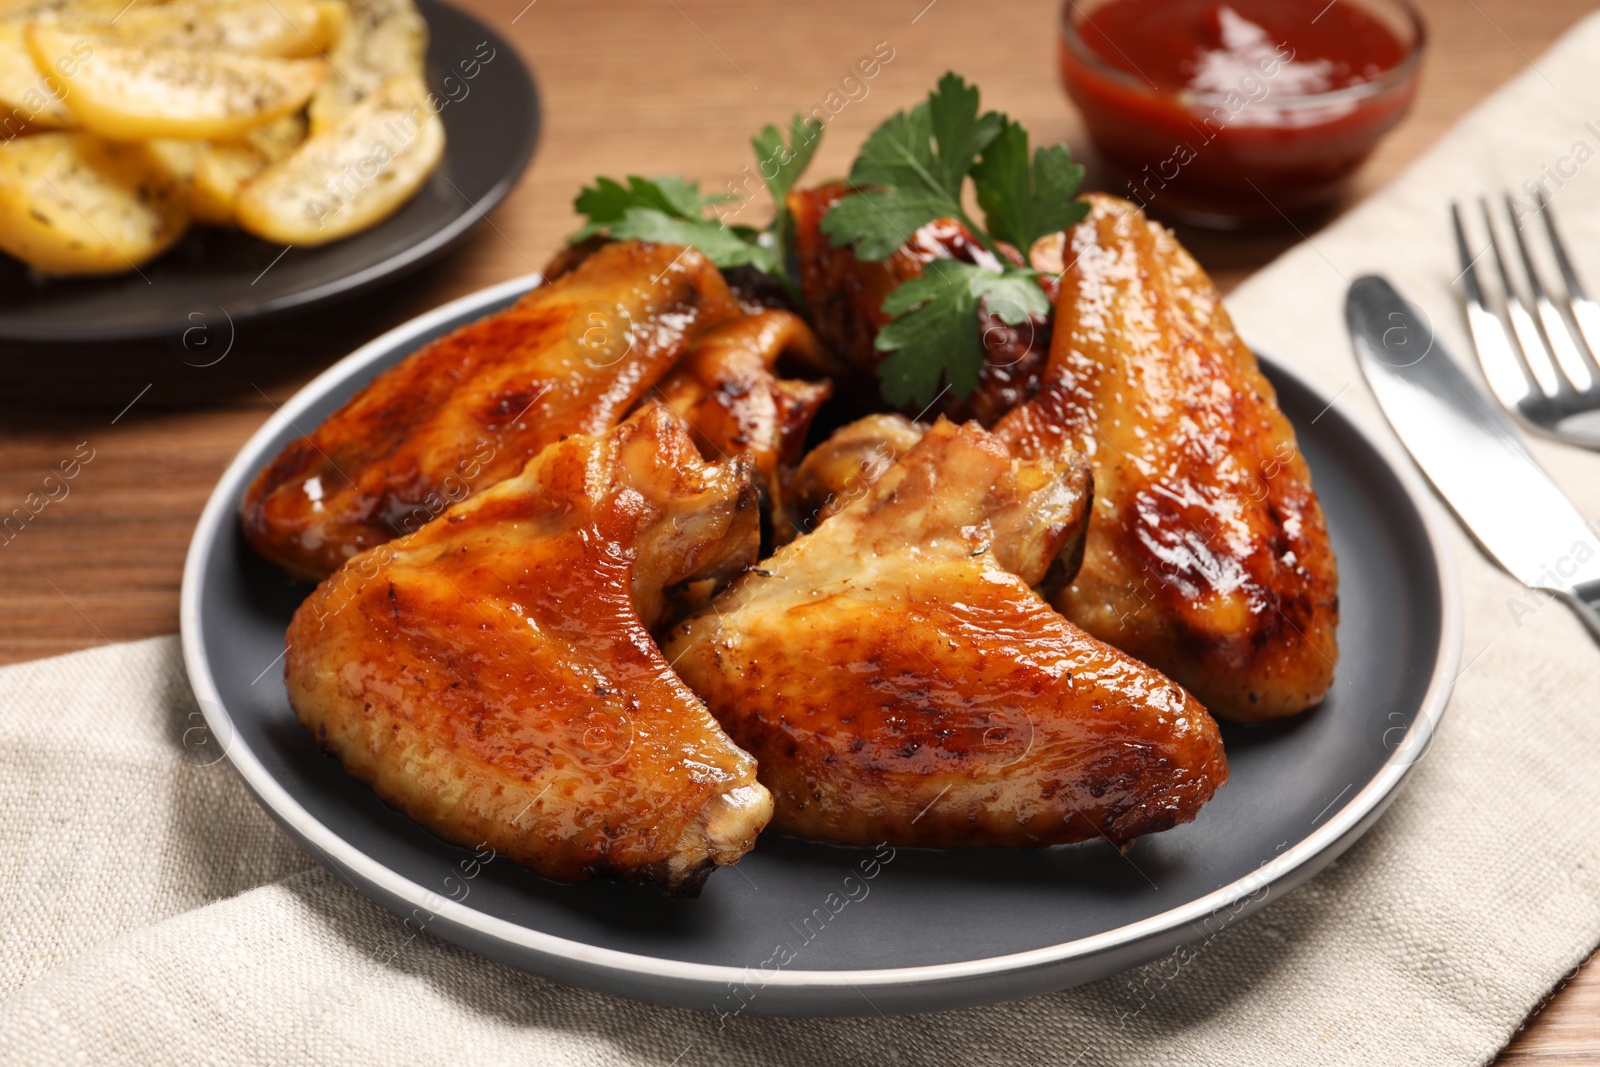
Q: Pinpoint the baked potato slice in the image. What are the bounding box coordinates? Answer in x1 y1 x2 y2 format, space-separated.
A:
146 137 206 188
307 0 424 132
237 75 440 245
78 0 341 58
0 18 73 129
27 25 326 140
0 131 189 274
191 112 306 224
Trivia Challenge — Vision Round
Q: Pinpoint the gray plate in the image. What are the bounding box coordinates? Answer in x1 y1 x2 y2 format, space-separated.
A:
0 0 538 343
181 276 1461 1016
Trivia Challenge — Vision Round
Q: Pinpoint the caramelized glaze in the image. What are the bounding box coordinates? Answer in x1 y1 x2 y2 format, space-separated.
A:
651 309 832 527
285 404 771 893
663 418 1225 847
243 241 743 581
998 194 1339 720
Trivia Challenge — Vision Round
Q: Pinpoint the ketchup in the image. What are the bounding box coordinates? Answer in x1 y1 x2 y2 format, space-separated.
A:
1061 0 1422 224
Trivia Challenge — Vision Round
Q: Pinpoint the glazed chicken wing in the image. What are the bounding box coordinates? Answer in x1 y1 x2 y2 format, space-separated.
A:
998 194 1339 721
285 404 772 894
782 412 927 537
244 240 743 581
662 418 1226 848
650 309 832 530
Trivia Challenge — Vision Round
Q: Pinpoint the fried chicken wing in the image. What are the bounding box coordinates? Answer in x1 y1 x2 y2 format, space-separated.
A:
285 404 772 894
998 194 1339 721
650 309 832 527
782 412 926 536
790 183 1052 426
244 240 743 581
662 418 1225 848
781 412 1093 586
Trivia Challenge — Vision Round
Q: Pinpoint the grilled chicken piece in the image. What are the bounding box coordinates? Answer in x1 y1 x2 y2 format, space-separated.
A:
243 240 743 581
662 418 1225 848
781 412 1093 588
651 310 832 528
790 182 1053 426
782 413 927 537
285 404 773 894
998 194 1339 722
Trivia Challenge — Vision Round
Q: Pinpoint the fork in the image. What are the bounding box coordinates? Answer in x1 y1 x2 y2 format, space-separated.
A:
1452 191 1600 449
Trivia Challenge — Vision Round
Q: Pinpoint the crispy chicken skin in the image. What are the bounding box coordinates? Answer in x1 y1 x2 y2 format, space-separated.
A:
789 183 1053 426
997 194 1339 722
243 241 743 581
285 404 773 894
782 413 927 537
652 310 832 524
662 418 1225 848
781 413 1093 588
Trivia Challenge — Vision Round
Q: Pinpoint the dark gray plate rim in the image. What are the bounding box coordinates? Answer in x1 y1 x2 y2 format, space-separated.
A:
180 273 1463 1011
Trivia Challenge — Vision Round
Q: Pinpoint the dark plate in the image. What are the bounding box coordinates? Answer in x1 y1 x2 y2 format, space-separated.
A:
0 0 538 343
181 277 1461 1016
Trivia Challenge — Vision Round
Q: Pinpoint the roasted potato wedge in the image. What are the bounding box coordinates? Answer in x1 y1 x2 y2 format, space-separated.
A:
0 131 189 274
146 137 206 187
237 75 440 245
77 0 341 58
0 18 73 129
27 25 326 140
308 0 424 132
191 112 306 224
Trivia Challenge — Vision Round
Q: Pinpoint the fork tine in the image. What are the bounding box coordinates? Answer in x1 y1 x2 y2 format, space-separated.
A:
1482 196 1565 397
1536 190 1600 386
1454 200 1539 408
1504 192 1595 391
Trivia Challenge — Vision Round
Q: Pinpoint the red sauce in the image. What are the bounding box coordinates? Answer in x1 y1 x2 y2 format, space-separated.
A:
1061 0 1422 224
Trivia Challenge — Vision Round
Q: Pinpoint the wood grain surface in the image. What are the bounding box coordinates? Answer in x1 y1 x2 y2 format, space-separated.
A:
0 0 1595 1058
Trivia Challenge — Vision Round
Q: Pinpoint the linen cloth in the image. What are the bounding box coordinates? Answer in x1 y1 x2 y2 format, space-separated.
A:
9 17 1600 1064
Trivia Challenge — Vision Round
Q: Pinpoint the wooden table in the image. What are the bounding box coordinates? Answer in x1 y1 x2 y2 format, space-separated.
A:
1 0 1594 1057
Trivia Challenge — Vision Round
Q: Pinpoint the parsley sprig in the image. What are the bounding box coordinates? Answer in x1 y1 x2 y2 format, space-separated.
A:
569 116 823 301
566 73 1086 409
823 73 1087 406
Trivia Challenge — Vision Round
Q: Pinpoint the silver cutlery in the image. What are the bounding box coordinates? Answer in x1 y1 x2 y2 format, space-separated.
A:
1453 192 1600 448
1348 274 1600 639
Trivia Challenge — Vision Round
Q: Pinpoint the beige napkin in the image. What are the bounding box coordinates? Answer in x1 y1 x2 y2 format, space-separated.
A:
9 16 1600 1064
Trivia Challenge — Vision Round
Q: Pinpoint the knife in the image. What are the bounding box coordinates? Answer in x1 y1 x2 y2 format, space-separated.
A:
1347 274 1600 639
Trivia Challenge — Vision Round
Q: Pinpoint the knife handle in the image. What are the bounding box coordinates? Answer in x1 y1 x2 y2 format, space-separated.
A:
1557 583 1600 643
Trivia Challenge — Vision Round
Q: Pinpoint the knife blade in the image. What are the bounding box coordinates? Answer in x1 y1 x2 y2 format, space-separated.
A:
1347 274 1600 638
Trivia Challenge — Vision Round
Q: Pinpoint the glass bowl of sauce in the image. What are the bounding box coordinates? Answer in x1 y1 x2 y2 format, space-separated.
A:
1060 0 1425 226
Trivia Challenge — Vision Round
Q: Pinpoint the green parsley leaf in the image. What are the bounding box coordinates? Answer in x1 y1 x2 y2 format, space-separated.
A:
813 189 952 262
751 113 824 205
570 175 730 243
873 262 1054 407
972 120 1088 252
607 207 781 274
845 102 934 193
925 72 1002 198
751 113 824 303
874 260 984 408
967 269 1052 324
873 259 1051 407
821 73 1003 262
